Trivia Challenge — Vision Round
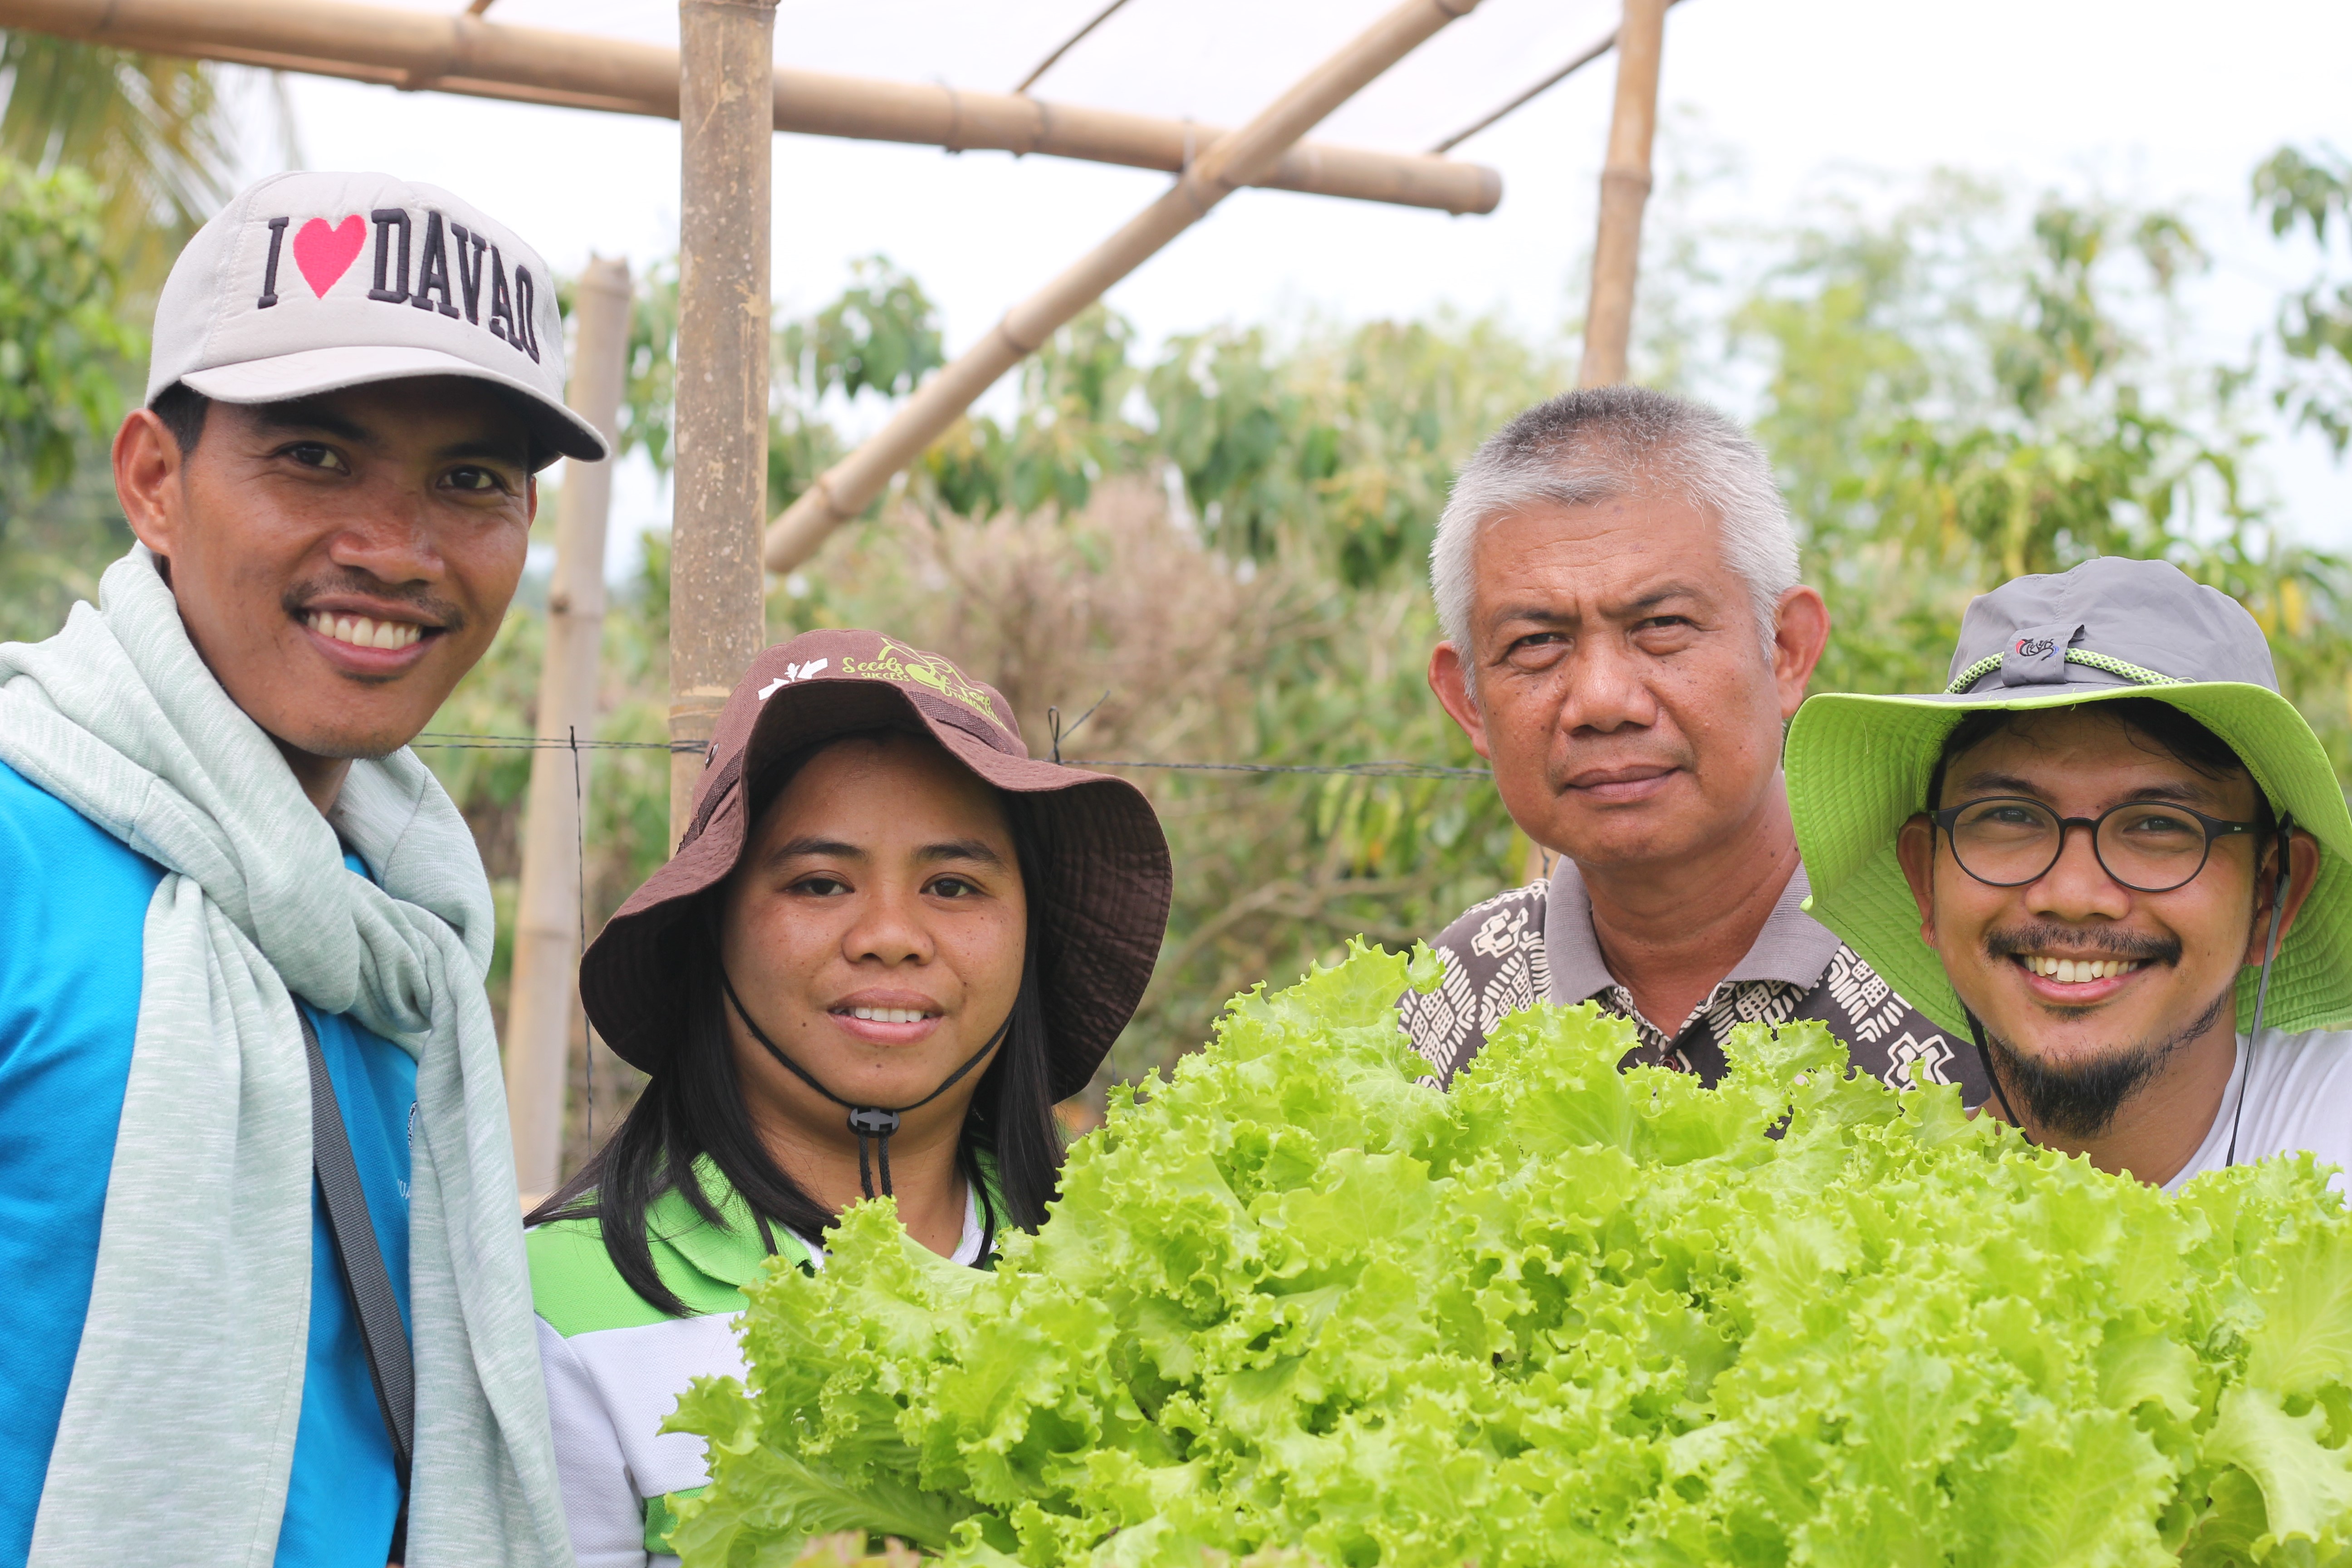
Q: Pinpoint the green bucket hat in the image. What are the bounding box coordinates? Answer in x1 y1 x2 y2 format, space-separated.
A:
1787 555 2352 1039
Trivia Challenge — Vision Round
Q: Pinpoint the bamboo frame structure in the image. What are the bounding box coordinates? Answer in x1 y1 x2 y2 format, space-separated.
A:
1576 0 1669 388
0 0 1500 216
762 0 1486 574
669 0 777 848
505 256 631 1204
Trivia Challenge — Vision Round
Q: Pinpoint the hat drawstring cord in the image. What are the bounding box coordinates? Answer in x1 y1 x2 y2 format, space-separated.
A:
1964 1009 2031 1147
717 964 1011 1201
2229 815 2295 1169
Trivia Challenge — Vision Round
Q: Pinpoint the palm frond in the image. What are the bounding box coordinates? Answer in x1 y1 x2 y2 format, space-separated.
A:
0 31 237 278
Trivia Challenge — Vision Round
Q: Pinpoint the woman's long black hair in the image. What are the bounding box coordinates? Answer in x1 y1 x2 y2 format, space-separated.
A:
526 733 1069 1318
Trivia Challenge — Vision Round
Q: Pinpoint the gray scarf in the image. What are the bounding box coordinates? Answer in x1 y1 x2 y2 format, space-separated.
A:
2 549 568 1566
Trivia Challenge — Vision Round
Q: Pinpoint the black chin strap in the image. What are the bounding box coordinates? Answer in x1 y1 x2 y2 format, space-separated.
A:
2228 815 2296 1169
717 964 1012 1200
1965 1009 2033 1148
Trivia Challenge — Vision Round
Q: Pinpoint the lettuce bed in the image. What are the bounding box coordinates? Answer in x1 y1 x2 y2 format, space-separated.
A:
671 943 2352 1566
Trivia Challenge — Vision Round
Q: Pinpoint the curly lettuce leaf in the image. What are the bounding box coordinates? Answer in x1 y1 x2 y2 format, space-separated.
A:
673 940 2352 1567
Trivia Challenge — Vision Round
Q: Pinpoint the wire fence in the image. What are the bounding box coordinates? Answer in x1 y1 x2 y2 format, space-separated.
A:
1064 758 1489 779
412 727 1494 1146
409 731 1493 779
412 731 699 753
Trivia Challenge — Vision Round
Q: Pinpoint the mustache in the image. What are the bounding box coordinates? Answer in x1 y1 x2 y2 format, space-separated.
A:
281 571 464 633
1983 922 2181 967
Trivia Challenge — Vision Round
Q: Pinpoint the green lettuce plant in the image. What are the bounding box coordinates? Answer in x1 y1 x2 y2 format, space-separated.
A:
669 943 2352 1566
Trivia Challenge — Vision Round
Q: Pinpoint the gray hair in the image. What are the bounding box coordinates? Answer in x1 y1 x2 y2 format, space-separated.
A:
1429 385 1800 662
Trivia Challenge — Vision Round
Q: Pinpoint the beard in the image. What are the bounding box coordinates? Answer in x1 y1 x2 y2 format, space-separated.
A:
1978 965 2235 1142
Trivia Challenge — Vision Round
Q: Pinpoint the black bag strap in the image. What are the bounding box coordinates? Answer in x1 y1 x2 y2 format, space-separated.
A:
301 1007 416 1558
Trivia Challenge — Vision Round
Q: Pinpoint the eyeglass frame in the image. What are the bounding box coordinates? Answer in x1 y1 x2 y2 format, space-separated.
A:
1926 794 2271 893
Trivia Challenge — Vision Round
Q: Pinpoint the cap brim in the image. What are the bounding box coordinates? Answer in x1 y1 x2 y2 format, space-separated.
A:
178 344 610 466
1787 681 2352 1037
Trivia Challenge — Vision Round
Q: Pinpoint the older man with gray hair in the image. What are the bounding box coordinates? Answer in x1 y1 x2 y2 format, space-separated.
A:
1401 385 1989 1104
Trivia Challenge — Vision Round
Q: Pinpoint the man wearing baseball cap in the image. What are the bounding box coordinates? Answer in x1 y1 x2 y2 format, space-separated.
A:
1787 556 2352 1190
0 172 600 1565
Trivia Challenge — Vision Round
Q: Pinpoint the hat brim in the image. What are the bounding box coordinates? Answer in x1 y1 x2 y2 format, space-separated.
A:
178 343 609 466
581 678 1172 1101
1788 680 2352 1038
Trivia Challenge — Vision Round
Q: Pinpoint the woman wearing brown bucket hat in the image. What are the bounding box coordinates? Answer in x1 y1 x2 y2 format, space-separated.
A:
521 629 1171 1565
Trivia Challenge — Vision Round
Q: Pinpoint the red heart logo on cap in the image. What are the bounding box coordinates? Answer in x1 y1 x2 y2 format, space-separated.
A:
291 215 366 298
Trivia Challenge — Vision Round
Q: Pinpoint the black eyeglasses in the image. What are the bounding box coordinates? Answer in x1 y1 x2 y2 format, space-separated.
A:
1929 795 2266 893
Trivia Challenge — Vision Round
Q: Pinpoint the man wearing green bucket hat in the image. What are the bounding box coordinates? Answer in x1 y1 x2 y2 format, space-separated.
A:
1788 555 2352 1190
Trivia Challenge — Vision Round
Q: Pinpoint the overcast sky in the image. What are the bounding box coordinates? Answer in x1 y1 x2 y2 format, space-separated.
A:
260 0 2352 568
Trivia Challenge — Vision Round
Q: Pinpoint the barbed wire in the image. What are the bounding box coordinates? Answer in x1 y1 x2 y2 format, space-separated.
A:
407 730 1490 779
413 730 702 753
1068 758 1490 779
423 727 1483 1141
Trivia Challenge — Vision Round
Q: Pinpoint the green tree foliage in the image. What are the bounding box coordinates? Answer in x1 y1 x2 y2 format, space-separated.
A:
773 255 946 512
0 34 245 641
915 306 1144 523
1740 173 2352 775
2253 143 2352 457
791 254 948 401
910 306 1559 584
0 33 239 287
0 157 138 494
0 156 142 641
620 259 681 475
945 310 1564 586
563 255 948 501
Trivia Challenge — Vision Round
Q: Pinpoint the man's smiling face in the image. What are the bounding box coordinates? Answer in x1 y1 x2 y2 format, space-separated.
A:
1897 705 2279 1134
115 377 536 774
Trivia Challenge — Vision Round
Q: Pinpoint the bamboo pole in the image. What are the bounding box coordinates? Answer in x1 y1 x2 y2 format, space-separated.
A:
505 256 631 1204
1575 0 1669 388
669 0 776 848
763 0 1485 573
0 0 1499 215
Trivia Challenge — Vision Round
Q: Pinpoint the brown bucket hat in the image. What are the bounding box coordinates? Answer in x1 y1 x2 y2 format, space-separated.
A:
579 628 1172 1101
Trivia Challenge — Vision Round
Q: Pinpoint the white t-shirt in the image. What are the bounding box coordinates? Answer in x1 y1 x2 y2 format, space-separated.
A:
2164 1029 2352 1195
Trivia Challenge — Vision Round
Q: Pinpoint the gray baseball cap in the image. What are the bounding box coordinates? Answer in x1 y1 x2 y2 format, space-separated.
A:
146 170 608 468
1785 555 2352 1036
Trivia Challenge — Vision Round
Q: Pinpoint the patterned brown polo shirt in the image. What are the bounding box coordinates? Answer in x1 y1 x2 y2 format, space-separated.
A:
1400 861 1989 1105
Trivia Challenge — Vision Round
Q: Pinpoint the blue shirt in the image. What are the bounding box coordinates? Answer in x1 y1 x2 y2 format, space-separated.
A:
0 759 415 1566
